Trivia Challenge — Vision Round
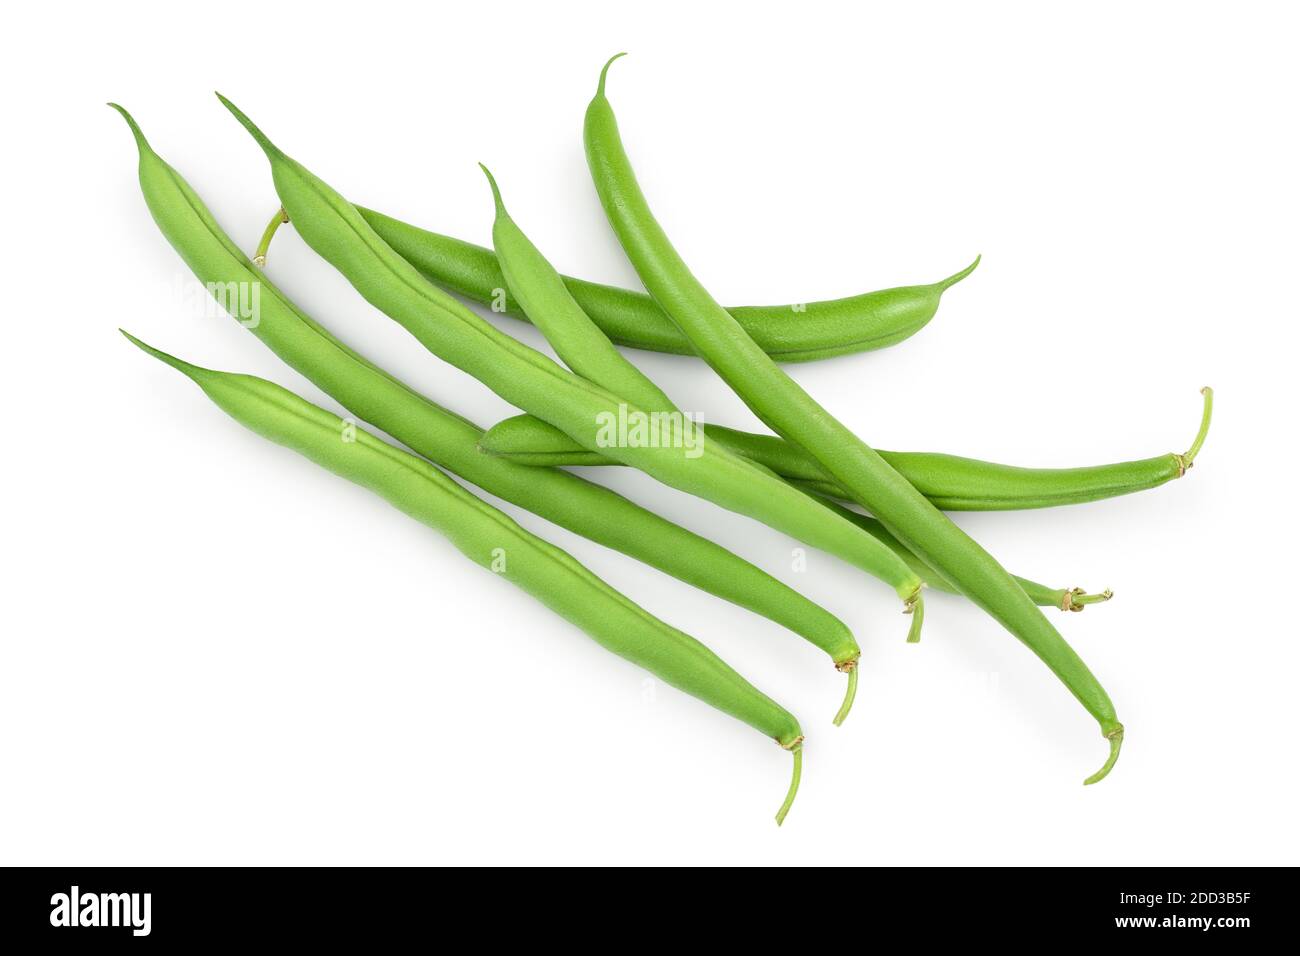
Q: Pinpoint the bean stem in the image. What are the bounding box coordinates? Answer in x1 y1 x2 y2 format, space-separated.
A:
1084 727 1124 785
1181 387 1214 469
253 207 289 267
905 591 925 644
775 746 803 827
832 665 859 728
1066 588 1114 610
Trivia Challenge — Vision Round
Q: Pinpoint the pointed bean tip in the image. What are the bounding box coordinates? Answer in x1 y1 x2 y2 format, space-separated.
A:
597 52 627 96
478 163 505 215
936 254 982 292
215 92 279 159
119 327 165 360
120 329 203 380
107 102 150 153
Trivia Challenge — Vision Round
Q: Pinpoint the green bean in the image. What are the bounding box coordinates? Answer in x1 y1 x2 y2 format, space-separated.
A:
356 204 978 362
216 95 927 644
479 388 1213 511
585 55 1123 783
122 331 805 824
110 103 861 720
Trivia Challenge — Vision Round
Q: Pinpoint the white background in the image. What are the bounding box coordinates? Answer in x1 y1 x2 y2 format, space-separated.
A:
3 1 1297 866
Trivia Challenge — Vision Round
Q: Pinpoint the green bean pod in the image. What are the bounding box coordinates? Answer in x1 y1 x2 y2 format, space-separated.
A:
585 55 1123 783
217 95 926 637
357 205 978 362
110 104 862 713
123 332 805 823
479 388 1213 511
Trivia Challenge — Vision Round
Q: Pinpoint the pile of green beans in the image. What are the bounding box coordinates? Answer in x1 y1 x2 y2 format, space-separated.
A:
110 105 863 727
585 54 1126 782
113 60 1212 825
217 95 931 636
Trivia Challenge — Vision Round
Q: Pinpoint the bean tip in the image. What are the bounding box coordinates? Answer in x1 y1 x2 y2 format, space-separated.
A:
936 254 982 292
597 52 628 97
107 102 150 153
120 329 204 380
478 163 505 216
119 327 160 358
215 92 280 159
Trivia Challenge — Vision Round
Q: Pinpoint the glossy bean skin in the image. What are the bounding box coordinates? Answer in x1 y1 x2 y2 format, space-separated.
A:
585 56 1122 782
111 105 859 686
123 333 805 822
358 204 978 362
217 96 927 626
479 387 1213 511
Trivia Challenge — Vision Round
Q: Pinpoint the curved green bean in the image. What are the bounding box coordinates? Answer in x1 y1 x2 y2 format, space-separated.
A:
110 103 860 716
217 94 927 640
357 205 978 362
585 55 1122 782
479 388 1213 511
123 331 805 824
